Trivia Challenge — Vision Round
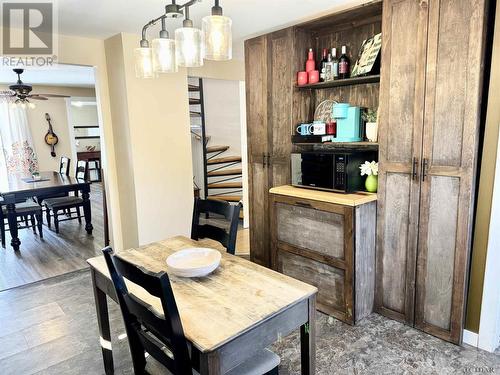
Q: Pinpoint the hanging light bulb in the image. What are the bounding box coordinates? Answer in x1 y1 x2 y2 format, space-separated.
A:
19 101 27 109
202 0 232 61
134 39 154 78
175 5 203 68
152 18 177 73
27 101 36 109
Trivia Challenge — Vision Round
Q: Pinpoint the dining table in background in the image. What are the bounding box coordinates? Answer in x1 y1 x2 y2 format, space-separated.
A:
0 171 93 251
87 236 318 375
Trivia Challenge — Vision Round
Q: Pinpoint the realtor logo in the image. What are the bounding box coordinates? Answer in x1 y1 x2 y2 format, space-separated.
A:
1 0 57 67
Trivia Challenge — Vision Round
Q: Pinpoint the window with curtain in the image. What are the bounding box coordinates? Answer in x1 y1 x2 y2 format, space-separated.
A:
0 101 39 178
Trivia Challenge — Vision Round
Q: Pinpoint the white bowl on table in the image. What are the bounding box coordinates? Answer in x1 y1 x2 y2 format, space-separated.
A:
166 247 221 278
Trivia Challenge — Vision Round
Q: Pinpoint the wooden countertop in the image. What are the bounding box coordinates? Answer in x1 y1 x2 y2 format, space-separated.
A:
269 185 377 206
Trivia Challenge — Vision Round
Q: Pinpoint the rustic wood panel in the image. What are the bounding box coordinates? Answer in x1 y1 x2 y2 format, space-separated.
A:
423 176 459 330
245 36 268 158
355 201 377 322
415 0 488 344
278 250 346 316
276 203 344 259
375 0 429 325
245 36 271 267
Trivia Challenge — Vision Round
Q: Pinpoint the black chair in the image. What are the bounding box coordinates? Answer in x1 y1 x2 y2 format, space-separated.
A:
103 247 280 375
0 199 43 248
44 160 88 233
59 156 70 176
191 198 241 254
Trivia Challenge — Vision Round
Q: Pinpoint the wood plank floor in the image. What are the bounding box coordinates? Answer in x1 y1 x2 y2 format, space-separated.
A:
0 183 104 291
0 270 498 375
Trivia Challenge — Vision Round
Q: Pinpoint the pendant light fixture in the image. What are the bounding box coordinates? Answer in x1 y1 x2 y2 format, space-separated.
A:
134 36 154 78
136 0 233 77
202 0 232 61
175 4 203 68
152 18 177 73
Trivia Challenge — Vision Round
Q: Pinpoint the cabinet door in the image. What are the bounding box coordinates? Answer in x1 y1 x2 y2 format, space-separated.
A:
267 28 293 189
415 0 487 344
245 36 270 266
375 0 429 324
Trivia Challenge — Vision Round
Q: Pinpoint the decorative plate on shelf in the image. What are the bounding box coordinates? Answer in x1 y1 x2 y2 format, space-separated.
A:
314 100 335 123
166 247 221 277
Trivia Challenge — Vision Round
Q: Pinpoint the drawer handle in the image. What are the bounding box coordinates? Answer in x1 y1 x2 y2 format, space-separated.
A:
295 201 312 208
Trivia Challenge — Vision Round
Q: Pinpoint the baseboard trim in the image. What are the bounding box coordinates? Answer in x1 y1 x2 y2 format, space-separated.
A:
463 329 479 347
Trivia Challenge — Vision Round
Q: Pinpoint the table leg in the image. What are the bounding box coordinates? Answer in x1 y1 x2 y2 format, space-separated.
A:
199 351 221 375
91 269 114 375
82 190 93 234
6 203 20 251
300 295 316 375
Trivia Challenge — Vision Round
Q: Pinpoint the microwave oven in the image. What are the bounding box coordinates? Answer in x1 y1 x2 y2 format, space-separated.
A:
291 150 377 193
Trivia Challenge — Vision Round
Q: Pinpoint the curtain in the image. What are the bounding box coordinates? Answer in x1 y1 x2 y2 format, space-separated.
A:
0 101 39 175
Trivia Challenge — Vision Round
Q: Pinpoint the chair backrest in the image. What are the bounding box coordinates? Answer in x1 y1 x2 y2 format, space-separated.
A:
75 160 88 180
59 156 71 176
102 247 192 374
191 198 241 254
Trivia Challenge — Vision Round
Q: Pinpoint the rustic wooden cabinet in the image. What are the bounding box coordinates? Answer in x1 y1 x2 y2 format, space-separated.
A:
245 29 294 267
270 187 377 325
376 0 489 344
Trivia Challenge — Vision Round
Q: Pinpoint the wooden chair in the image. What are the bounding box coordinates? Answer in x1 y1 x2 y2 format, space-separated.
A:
191 198 241 254
0 199 43 248
102 247 280 375
44 160 88 233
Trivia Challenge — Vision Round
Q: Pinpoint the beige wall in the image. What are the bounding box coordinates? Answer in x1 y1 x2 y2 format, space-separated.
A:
188 59 245 81
0 85 95 174
105 33 194 246
466 3 500 333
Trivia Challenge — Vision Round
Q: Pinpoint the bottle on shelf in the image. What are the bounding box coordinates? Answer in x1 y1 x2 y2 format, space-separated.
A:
305 48 316 72
339 45 350 79
331 48 339 80
319 48 328 81
324 53 333 81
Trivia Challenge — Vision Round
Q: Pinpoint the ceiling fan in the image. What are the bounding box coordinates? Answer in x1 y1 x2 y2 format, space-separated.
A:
0 68 70 108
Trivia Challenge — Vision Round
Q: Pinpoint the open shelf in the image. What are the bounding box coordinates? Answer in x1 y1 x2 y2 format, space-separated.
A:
73 125 99 129
296 75 380 90
75 136 100 140
295 141 379 151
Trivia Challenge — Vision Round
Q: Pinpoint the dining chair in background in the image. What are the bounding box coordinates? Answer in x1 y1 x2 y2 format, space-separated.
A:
0 198 43 248
102 247 280 375
44 160 89 233
191 198 241 254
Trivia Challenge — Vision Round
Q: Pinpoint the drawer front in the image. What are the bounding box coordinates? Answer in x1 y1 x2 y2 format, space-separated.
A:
276 202 345 259
278 250 349 320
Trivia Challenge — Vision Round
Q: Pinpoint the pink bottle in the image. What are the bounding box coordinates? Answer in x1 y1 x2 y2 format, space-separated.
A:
305 48 315 72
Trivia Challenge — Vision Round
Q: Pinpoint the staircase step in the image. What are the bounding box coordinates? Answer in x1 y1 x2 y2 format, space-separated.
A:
188 84 200 92
208 195 242 202
207 168 242 177
189 98 201 105
207 182 243 189
190 111 202 117
207 156 242 165
206 145 230 153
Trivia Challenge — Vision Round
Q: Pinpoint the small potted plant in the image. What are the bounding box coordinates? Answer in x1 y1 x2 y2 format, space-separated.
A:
360 161 378 193
362 108 378 142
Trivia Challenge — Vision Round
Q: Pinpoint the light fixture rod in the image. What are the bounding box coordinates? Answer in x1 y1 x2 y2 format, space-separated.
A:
141 14 167 46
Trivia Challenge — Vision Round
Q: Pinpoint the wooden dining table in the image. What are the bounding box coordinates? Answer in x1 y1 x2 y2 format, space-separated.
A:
0 171 93 250
87 236 318 375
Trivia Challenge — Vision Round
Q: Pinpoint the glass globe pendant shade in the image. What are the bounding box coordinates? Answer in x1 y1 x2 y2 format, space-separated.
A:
134 47 154 78
202 15 232 61
175 27 203 68
152 38 177 73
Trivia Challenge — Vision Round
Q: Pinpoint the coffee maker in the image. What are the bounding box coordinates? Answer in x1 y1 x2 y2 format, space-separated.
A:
331 103 363 142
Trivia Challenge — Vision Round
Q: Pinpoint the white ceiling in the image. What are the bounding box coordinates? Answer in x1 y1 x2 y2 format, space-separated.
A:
0 65 95 88
58 0 367 58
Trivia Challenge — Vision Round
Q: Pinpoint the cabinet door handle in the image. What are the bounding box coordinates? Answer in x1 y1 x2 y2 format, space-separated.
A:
295 201 312 208
262 153 266 167
422 158 429 181
412 157 419 180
